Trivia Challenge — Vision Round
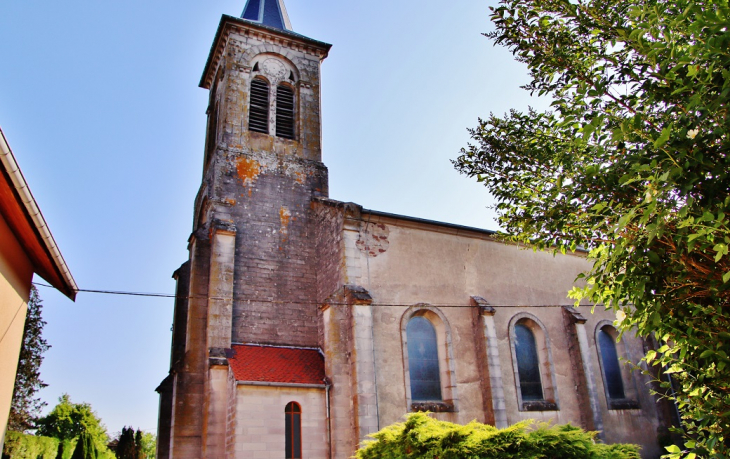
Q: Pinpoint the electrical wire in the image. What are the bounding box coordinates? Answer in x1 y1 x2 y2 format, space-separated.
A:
32 282 597 309
0 300 26 346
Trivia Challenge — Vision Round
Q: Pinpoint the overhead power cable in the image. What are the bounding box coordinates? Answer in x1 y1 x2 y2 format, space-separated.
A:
32 282 598 309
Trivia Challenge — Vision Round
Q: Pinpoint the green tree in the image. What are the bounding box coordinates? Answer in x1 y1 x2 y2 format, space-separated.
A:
70 432 98 459
8 286 50 432
112 428 155 459
453 0 730 456
114 427 138 459
37 395 109 449
135 431 157 459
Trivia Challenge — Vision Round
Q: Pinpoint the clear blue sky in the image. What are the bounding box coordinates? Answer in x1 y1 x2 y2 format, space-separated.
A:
0 0 545 436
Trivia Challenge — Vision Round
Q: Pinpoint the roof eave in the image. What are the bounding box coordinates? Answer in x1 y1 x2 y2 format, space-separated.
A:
236 381 326 389
0 127 77 300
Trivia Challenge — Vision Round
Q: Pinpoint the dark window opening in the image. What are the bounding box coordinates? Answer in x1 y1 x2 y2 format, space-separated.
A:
406 316 442 401
285 402 302 459
249 78 270 134
598 328 626 399
276 84 295 139
206 102 218 160
205 72 221 167
515 323 544 401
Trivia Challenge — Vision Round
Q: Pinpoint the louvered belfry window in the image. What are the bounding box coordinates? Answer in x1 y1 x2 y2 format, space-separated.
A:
249 78 270 134
276 84 295 139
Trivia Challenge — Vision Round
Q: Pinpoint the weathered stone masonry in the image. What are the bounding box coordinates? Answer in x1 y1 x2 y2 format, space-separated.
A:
157 13 333 459
157 6 676 459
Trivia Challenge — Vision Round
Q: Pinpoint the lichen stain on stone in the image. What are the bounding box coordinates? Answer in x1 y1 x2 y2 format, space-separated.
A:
236 157 261 186
225 198 237 206
279 206 291 236
356 223 390 257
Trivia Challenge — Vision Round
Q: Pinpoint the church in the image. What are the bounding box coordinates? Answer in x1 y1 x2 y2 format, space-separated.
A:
155 1 675 457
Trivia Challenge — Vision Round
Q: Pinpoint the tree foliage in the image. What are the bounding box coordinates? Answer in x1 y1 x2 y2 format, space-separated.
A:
36 395 109 450
136 432 155 459
356 412 639 459
70 432 98 459
114 427 138 459
1 431 59 459
112 427 155 459
453 0 730 456
8 286 50 432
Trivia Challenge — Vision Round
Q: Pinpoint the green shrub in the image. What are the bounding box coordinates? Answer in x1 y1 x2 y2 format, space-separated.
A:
2 431 59 459
356 413 641 459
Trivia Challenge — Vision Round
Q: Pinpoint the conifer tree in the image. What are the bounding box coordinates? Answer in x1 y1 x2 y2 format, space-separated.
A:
115 427 139 459
70 431 99 459
8 285 50 432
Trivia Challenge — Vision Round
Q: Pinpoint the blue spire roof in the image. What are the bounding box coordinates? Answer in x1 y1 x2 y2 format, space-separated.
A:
241 0 292 31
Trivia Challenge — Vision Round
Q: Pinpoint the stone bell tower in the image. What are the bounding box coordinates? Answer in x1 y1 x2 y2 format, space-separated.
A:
156 2 332 457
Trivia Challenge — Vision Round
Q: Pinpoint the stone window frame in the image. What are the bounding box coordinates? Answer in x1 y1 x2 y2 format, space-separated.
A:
508 312 560 412
594 321 641 410
400 304 459 413
248 53 300 140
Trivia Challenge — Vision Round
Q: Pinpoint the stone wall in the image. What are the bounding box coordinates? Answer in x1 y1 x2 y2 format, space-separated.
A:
233 385 328 459
334 210 665 458
313 199 346 305
192 21 331 349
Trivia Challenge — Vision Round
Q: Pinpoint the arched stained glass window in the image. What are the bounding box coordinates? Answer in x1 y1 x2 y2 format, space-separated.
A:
285 402 301 459
514 323 543 401
598 328 626 399
406 316 442 401
249 78 270 134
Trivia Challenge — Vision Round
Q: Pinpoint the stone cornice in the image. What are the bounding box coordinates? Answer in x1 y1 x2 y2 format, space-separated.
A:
200 15 331 89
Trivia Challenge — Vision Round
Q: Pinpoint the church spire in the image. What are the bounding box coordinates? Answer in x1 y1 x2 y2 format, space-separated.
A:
241 0 292 31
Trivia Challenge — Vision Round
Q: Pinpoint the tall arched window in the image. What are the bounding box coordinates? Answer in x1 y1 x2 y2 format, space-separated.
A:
406 316 442 401
509 314 558 411
514 323 543 401
249 78 270 134
597 326 626 399
276 83 295 139
285 402 301 459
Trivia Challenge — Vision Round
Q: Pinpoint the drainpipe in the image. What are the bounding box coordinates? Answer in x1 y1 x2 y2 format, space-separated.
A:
324 377 332 459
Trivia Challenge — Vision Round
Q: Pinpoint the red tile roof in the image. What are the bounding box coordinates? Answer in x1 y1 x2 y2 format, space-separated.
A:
227 344 325 385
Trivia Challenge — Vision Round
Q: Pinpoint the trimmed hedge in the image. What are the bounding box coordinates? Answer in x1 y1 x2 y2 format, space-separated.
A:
2 431 59 459
2 433 116 459
356 412 641 459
